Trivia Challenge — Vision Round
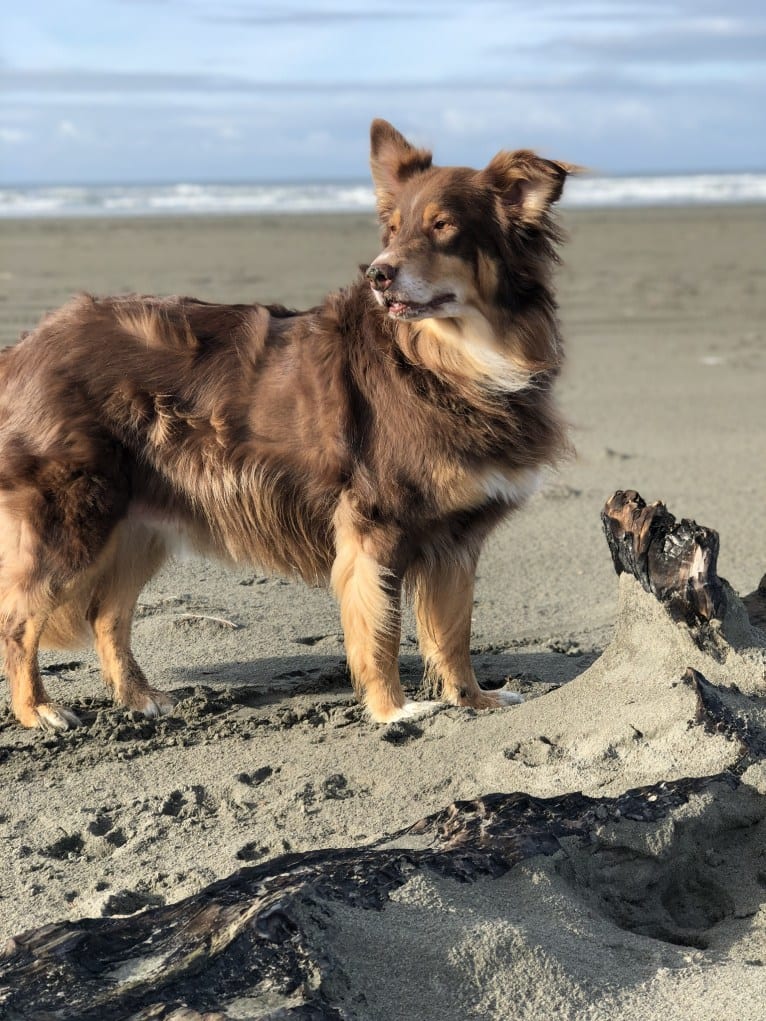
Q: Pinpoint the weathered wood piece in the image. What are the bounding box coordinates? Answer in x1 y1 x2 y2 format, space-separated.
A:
0 774 740 1021
683 666 766 767
601 489 725 625
743 573 766 630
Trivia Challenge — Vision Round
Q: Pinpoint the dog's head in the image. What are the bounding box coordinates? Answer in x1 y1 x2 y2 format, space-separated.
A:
366 119 577 325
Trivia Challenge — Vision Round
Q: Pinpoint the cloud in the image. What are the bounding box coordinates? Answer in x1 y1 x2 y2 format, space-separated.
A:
511 15 766 67
0 65 722 99
0 69 247 93
57 119 81 138
182 113 243 140
202 8 429 25
0 127 28 144
193 0 477 25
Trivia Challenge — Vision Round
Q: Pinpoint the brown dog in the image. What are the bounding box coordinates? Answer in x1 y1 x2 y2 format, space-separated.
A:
0 120 573 730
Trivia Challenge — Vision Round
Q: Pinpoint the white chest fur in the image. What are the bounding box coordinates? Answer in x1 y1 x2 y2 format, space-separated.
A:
478 466 543 507
435 463 543 514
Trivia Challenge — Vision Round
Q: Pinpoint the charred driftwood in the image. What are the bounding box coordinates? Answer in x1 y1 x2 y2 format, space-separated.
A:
601 489 726 625
683 666 766 767
0 775 740 1021
743 573 766 630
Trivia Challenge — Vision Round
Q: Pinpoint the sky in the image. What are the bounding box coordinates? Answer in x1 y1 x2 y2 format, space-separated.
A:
1 0 765 185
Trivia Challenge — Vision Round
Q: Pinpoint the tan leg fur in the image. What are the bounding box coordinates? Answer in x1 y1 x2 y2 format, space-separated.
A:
415 557 514 710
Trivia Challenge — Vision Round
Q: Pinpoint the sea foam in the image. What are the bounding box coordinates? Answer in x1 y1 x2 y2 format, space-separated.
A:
1 173 765 219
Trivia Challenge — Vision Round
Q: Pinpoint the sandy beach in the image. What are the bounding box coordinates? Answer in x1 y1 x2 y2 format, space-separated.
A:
1 205 765 1019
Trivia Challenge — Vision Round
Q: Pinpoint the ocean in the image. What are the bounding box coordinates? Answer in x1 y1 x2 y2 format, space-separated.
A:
1 173 765 219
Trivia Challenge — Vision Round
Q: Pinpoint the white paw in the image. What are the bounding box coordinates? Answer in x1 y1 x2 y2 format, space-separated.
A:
378 699 443 725
139 690 176 718
497 690 524 705
35 703 81 731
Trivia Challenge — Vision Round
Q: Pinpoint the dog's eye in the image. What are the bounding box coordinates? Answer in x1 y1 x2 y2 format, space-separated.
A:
388 222 398 235
433 219 448 231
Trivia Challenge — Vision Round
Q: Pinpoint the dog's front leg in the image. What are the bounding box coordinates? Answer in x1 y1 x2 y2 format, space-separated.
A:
414 557 522 710
331 493 437 723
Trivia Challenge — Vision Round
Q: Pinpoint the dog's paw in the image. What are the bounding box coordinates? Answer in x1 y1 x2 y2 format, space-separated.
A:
375 699 443 725
452 687 524 710
479 688 524 710
496 689 524 706
138 689 176 719
34 703 82 731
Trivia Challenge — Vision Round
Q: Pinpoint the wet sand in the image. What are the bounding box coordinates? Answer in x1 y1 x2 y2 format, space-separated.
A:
0 206 765 1019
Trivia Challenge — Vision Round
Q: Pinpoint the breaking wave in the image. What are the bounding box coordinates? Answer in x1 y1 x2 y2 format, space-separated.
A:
1 173 765 219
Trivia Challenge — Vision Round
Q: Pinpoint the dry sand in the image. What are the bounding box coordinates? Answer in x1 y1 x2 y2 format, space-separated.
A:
0 206 765 1019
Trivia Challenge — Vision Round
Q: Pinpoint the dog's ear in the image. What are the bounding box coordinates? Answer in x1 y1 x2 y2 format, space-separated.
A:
370 119 433 219
482 150 580 224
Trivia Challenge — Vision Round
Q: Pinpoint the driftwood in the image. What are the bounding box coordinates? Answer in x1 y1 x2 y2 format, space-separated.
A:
1 490 764 1020
743 573 766 630
601 489 725 625
0 775 744 1021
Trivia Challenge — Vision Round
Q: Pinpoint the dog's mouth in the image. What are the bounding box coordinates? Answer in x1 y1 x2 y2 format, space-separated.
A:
382 293 456 320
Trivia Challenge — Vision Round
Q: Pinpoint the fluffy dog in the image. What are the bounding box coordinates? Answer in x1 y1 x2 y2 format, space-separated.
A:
0 120 573 729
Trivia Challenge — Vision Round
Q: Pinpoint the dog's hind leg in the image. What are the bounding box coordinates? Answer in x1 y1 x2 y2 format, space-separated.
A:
414 556 523 710
0 467 130 730
87 523 173 717
331 493 440 724
3 610 81 731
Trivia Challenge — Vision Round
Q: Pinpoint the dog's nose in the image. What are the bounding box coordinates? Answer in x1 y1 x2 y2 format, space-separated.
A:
365 263 396 291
